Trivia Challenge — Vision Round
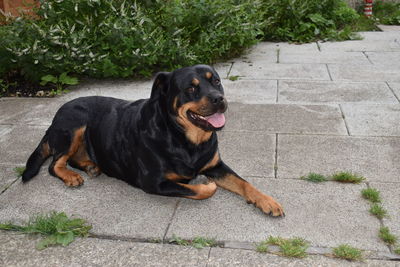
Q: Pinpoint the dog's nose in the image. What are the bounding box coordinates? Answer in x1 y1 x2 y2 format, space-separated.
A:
211 95 224 105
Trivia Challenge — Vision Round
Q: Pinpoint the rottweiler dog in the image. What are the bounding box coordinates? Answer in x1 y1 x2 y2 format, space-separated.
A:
22 65 284 216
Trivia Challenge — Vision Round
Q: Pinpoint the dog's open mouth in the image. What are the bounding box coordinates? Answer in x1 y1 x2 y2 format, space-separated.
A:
187 110 226 131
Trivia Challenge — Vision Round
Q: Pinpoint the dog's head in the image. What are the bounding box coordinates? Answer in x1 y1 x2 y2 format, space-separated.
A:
150 65 227 143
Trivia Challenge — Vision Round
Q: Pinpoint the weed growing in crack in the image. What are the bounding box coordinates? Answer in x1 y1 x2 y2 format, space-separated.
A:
332 244 363 261
0 211 91 250
300 173 327 183
379 227 397 245
263 236 309 258
169 235 217 249
361 188 381 203
331 172 365 184
369 204 387 219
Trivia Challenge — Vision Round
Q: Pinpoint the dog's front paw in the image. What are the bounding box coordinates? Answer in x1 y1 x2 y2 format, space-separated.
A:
255 195 284 217
64 173 84 187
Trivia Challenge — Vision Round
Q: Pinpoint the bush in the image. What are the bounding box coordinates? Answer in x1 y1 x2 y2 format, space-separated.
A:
0 0 262 82
374 0 400 25
260 0 361 43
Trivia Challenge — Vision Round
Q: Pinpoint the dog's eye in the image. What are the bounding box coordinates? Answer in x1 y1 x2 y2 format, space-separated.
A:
215 79 221 85
187 87 196 93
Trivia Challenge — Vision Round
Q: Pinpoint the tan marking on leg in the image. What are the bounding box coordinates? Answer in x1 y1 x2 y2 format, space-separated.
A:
70 141 101 177
215 174 284 216
165 172 192 182
200 152 220 173
176 97 212 145
42 142 51 157
54 127 87 187
178 182 217 200
192 78 200 86
205 72 212 79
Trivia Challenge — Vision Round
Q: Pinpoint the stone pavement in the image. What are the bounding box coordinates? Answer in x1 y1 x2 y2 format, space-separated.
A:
1 27 400 266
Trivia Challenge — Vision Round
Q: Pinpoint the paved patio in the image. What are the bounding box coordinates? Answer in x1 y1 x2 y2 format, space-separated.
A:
1 27 400 266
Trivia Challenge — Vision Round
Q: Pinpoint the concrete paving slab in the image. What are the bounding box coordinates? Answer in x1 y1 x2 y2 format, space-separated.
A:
359 32 400 42
0 167 178 240
318 37 400 52
165 178 388 251
279 51 370 64
60 79 152 101
208 247 397 267
378 25 400 32
0 98 62 126
370 182 400 239
278 81 397 104
249 42 320 54
213 63 232 79
224 103 347 135
277 134 400 183
328 64 400 82
0 124 47 165
222 80 277 104
388 82 400 101
229 62 331 80
234 49 276 63
0 165 20 192
341 104 400 136
366 52 400 67
217 131 275 177
0 232 209 267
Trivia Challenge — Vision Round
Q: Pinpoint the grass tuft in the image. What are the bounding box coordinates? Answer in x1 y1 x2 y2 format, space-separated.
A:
331 172 365 184
0 211 91 250
379 227 397 245
228 75 239 81
361 188 381 203
264 236 309 258
256 242 269 253
14 166 25 177
394 247 400 255
369 204 387 219
300 173 327 183
169 235 216 249
332 244 363 261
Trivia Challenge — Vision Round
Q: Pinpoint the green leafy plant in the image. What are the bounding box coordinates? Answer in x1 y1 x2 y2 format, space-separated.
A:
261 236 309 258
40 72 78 96
13 166 26 177
300 173 327 183
332 244 363 261
369 204 387 219
379 227 397 245
260 0 361 43
331 172 365 184
228 75 240 81
373 0 400 25
169 235 216 249
0 211 92 250
361 188 381 203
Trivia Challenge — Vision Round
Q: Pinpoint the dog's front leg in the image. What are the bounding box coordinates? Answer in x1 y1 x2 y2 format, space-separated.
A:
202 161 284 216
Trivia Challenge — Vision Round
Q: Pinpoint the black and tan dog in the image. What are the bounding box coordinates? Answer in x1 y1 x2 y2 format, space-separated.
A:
22 65 284 216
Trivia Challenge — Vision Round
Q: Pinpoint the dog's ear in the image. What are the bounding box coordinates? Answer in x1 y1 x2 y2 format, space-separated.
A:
150 72 171 100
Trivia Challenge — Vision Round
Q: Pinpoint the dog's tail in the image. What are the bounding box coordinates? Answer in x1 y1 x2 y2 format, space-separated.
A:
22 132 51 183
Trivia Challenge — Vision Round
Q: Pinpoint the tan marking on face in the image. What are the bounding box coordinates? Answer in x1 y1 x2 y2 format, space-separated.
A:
165 172 192 181
179 182 217 200
176 97 212 145
192 78 200 86
200 151 220 173
214 174 284 216
205 72 212 79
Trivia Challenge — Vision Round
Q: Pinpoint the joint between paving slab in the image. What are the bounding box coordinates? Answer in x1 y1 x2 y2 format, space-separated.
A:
162 199 181 242
274 134 278 178
276 48 280 63
205 247 212 267
385 82 400 103
338 104 351 136
325 64 333 81
276 80 279 103
0 177 20 196
226 62 234 78
362 51 374 65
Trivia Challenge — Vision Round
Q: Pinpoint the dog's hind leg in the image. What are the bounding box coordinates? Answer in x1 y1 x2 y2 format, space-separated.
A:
48 127 87 187
68 144 101 178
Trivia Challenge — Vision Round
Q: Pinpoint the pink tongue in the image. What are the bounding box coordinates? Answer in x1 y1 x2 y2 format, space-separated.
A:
205 113 225 128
